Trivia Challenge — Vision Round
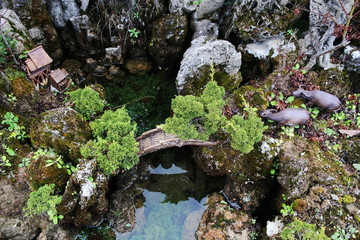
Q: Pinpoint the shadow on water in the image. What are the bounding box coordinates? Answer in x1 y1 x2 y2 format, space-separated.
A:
75 147 225 240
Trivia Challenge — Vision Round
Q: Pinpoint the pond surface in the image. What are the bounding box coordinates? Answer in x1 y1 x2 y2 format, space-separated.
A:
76 147 225 240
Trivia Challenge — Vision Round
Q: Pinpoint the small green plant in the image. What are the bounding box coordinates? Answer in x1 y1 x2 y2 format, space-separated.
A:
281 218 329 240
0 35 17 64
280 126 296 138
18 157 30 168
18 50 29 59
270 158 279 178
303 105 320 119
133 12 139 19
67 86 105 119
3 144 15 156
45 156 77 175
24 184 63 224
81 107 139 175
1 155 11 167
7 93 16 103
192 0 203 6
280 203 294 217
128 28 140 38
353 163 360 171
88 176 96 188
331 225 358 240
2 112 19 131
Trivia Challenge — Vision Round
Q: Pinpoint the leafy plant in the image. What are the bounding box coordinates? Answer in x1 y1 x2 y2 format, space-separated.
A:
18 157 30 168
45 156 76 175
280 203 294 217
81 107 139 175
281 218 329 240
128 28 140 38
67 86 105 119
2 112 19 131
24 184 63 224
163 80 267 153
331 225 358 240
0 35 17 64
1 155 11 167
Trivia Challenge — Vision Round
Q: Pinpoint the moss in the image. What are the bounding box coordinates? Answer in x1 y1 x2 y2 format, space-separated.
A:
231 85 268 112
315 69 351 98
4 68 34 98
340 195 356 204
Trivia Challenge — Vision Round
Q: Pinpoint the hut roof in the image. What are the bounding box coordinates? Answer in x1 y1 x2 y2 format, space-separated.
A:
26 45 53 70
50 68 69 84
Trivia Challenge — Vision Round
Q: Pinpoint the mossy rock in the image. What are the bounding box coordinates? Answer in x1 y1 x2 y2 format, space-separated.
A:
193 136 280 180
30 108 92 162
230 85 269 112
179 64 242 97
3 68 34 99
315 69 351 98
278 136 345 200
27 154 68 190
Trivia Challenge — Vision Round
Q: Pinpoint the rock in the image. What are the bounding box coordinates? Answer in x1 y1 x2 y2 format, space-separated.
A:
176 36 242 96
192 0 224 20
0 9 32 51
105 46 122 62
244 35 296 60
169 0 197 13
124 59 152 75
345 46 360 73
315 69 351 98
36 223 76 240
58 159 109 227
148 12 188 68
27 153 68 190
277 136 340 200
195 193 251 239
0 179 40 240
28 27 44 42
266 217 283 237
84 58 98 73
30 107 92 161
221 0 305 41
192 19 219 40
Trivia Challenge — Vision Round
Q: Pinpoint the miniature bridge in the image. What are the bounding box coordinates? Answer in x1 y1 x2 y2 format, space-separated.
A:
136 128 218 157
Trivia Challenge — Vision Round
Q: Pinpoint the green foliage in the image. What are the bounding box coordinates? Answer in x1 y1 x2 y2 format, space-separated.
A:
32 148 76 175
163 81 226 141
67 86 105 119
81 108 139 175
331 225 358 240
19 157 30 168
1 112 28 140
163 81 266 153
281 218 329 240
24 184 63 224
128 28 140 38
280 203 294 216
331 93 360 129
2 112 19 131
0 35 17 64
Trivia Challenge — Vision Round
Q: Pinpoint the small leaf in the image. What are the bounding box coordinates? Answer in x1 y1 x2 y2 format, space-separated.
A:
286 96 295 103
58 215 64 219
53 216 58 224
353 164 360 171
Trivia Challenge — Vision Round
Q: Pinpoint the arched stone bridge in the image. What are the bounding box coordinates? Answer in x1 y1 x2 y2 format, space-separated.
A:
136 128 218 157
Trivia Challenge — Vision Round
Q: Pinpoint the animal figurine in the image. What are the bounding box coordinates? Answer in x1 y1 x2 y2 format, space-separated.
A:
292 86 341 112
260 108 310 126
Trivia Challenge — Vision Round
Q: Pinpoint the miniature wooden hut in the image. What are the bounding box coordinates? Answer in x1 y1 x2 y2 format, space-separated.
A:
24 45 53 86
49 68 71 93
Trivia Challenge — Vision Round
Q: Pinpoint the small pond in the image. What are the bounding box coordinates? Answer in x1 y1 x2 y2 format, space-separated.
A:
76 147 225 240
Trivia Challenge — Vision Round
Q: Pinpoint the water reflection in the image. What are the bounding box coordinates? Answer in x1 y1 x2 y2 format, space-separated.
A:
76 147 224 240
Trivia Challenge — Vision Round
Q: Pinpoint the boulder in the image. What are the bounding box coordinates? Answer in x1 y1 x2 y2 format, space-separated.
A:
176 36 242 96
57 159 109 226
192 0 224 20
148 12 188 69
195 193 252 239
192 19 219 40
0 9 32 51
30 107 92 161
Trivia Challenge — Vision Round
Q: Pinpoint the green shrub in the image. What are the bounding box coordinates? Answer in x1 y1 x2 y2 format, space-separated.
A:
24 184 63 224
67 86 105 119
0 36 17 64
281 218 329 240
81 107 139 175
162 80 266 154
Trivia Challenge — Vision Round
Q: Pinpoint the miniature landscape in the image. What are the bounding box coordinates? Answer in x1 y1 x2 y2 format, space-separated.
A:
1 0 360 239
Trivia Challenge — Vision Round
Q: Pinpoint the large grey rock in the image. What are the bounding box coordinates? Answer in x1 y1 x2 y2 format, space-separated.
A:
192 0 224 20
176 36 242 95
169 0 197 12
0 9 31 52
345 46 360 73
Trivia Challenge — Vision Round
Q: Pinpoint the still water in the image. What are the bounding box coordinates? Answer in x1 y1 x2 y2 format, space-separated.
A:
76 147 225 240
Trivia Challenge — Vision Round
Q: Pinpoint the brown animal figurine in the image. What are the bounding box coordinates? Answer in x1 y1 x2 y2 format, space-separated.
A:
260 108 310 126
292 86 341 112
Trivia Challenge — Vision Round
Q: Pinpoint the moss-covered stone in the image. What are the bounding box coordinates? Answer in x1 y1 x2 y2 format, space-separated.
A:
26 154 68 190
231 85 269 112
30 108 92 162
315 69 351 98
5 68 34 99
